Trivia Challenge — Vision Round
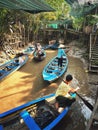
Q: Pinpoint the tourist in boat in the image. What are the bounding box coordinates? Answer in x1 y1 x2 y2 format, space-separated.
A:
55 74 79 112
37 43 42 51
35 43 44 57
19 56 24 64
35 43 42 51
14 56 24 64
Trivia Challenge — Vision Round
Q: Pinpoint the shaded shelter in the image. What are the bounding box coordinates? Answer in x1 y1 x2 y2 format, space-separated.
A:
0 0 55 14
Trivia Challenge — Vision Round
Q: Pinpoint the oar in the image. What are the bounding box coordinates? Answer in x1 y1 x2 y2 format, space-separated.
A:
62 79 94 111
75 92 93 111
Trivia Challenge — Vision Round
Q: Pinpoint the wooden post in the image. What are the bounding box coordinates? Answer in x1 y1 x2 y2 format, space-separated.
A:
64 29 67 44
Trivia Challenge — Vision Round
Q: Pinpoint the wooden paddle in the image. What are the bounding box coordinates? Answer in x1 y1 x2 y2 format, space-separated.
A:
75 92 93 111
62 79 94 111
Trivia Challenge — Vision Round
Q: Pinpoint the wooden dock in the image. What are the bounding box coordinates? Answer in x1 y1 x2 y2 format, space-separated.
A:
89 33 98 73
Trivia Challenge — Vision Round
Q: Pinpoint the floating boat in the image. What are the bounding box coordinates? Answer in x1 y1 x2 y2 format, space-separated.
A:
43 41 59 50
0 54 28 81
42 49 68 82
0 92 76 130
23 46 35 55
33 49 46 61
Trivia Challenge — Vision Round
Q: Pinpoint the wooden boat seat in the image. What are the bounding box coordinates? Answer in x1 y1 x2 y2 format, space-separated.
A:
48 66 58 70
10 62 19 66
63 60 66 63
51 63 58 66
46 69 59 73
46 70 52 73
55 72 61 75
0 125 3 130
53 60 58 63
0 62 19 75
20 110 40 130
4 66 14 71
54 59 58 62
63 57 66 60
0 69 7 75
5 62 19 70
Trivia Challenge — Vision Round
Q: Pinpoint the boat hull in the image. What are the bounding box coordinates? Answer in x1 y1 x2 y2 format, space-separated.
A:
42 49 68 82
33 50 46 61
23 46 35 55
0 93 76 130
43 42 59 50
0 54 28 81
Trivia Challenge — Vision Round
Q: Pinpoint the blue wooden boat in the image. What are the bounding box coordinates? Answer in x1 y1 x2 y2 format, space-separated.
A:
23 46 35 55
0 92 76 130
0 54 28 81
43 41 59 50
42 49 68 83
33 49 46 61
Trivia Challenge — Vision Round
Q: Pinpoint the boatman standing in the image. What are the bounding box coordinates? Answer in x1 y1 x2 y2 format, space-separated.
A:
57 48 65 69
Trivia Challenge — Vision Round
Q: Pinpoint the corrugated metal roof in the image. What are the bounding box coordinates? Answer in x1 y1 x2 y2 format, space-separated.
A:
0 0 55 13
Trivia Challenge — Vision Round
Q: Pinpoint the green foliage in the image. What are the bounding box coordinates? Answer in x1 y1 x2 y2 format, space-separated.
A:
0 0 71 41
0 9 9 34
0 0 98 42
72 17 84 30
86 15 98 26
45 0 70 20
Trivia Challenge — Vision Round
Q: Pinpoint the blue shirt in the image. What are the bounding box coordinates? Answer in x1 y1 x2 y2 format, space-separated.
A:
57 48 65 58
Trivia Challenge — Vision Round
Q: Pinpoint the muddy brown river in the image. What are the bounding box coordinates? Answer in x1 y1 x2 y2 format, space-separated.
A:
0 49 98 130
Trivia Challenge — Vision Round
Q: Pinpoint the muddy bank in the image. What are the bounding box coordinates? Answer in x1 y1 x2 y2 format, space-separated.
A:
67 40 98 100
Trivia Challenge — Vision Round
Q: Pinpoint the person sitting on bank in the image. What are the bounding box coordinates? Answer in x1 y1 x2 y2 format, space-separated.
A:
55 74 79 113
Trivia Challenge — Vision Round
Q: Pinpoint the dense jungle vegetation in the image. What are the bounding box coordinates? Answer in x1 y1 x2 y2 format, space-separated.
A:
0 0 98 44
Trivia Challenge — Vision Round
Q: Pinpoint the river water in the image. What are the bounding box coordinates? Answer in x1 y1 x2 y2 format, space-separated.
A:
0 49 98 130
